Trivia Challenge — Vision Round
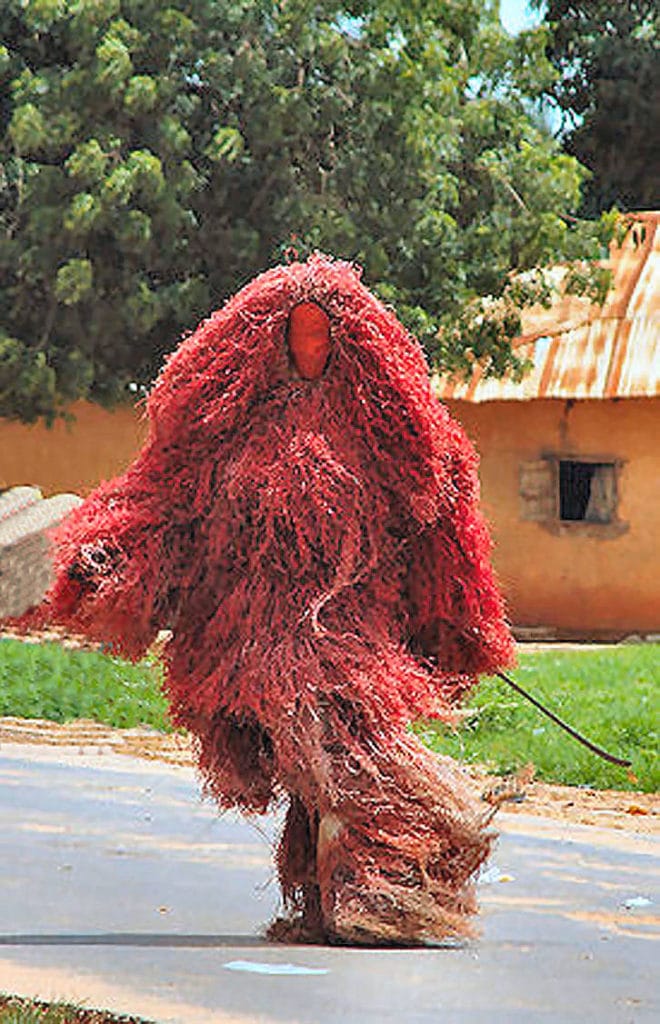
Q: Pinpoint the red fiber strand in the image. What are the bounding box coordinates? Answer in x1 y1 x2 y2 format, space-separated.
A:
19 254 515 944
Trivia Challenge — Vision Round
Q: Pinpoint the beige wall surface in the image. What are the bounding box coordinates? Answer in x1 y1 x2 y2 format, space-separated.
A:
2 396 658 634
446 397 660 634
0 401 147 497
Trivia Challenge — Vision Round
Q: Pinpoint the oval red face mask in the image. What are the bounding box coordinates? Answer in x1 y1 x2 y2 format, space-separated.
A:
287 302 332 380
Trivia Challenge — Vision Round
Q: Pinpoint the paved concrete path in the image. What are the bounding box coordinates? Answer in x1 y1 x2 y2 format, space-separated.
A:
0 743 657 1024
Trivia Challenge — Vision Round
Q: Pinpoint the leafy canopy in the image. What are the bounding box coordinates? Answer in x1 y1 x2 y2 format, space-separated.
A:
1 0 615 422
535 0 660 215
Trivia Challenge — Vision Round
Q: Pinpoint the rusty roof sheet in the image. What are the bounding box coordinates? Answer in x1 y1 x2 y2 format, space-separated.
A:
434 211 660 402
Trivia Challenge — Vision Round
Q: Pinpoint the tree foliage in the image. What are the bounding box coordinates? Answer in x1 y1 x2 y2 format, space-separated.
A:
536 0 660 215
1 0 615 422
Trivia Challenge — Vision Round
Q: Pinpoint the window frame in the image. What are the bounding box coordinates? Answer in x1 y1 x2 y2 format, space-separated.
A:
519 453 628 537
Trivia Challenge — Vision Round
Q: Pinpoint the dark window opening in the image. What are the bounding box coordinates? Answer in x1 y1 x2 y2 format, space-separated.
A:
559 461 617 523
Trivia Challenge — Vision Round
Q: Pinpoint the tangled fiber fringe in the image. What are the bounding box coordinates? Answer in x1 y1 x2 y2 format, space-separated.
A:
21 254 514 944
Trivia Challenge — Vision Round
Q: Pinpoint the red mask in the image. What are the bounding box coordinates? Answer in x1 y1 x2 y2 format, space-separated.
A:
287 302 331 380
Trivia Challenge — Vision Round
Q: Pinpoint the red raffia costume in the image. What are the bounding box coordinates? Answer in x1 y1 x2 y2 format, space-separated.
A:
26 254 514 944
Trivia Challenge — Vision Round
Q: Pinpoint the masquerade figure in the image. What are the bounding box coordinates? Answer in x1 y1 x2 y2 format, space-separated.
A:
21 255 514 944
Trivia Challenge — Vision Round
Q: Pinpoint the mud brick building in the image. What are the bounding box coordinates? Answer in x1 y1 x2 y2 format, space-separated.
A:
436 212 660 638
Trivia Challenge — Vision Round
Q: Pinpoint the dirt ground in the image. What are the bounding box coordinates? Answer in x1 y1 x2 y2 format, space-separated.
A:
0 713 657 836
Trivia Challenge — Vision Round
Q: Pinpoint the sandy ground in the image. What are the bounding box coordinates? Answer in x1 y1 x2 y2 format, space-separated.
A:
0 713 656 836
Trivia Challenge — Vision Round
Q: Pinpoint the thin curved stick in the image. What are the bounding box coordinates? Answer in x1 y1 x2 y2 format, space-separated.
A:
496 671 632 767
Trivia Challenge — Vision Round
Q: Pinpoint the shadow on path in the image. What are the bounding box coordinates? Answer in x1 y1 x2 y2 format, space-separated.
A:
0 933 269 948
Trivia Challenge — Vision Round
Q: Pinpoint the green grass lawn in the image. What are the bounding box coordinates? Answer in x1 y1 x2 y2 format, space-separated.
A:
0 993 154 1023
418 645 659 793
0 638 171 733
0 996 81 1024
0 637 657 792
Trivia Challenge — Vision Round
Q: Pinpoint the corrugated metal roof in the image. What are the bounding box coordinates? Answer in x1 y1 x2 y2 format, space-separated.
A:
434 211 660 402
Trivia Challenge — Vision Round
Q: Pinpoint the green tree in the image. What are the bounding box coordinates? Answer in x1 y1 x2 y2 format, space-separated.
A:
1 0 615 422
535 0 660 215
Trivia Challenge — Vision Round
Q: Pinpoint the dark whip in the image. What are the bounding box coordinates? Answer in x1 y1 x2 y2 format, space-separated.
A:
496 670 632 767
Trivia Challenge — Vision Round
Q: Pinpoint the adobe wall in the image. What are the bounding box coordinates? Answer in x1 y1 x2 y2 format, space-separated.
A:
445 397 660 636
0 401 147 497
2 396 658 635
